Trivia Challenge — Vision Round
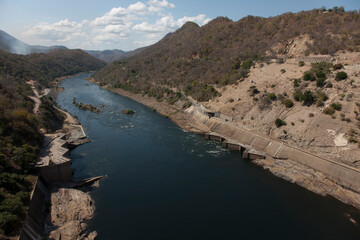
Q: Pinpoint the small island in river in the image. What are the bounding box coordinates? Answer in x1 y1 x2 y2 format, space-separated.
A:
73 97 103 113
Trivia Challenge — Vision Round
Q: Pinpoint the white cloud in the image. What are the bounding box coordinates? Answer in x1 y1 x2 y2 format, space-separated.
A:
24 19 84 43
178 14 211 26
128 2 148 14
22 1 211 50
133 13 210 33
147 0 175 13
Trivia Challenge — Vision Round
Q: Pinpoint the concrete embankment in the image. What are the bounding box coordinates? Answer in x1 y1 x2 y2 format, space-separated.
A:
186 105 360 208
19 177 48 240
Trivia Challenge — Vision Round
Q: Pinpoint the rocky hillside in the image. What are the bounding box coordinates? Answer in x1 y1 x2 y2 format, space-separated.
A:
93 7 360 102
93 7 360 176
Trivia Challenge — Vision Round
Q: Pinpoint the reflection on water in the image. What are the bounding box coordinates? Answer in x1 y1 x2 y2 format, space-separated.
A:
57 73 360 240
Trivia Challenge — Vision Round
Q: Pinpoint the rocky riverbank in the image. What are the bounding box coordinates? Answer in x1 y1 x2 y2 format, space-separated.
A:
43 107 100 240
92 79 360 211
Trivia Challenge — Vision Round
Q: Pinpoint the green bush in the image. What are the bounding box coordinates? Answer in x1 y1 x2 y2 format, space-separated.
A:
0 212 20 235
293 89 302 101
316 91 328 101
315 71 326 79
241 59 253 70
323 107 335 115
336 71 348 81
275 118 287 128
330 102 342 111
0 173 20 193
0 198 24 217
326 82 333 88
301 90 316 106
333 63 343 70
316 78 326 87
268 93 277 101
299 61 305 67
11 145 38 174
15 192 30 206
293 79 300 87
248 86 260 96
303 71 316 81
282 99 294 108
317 100 324 107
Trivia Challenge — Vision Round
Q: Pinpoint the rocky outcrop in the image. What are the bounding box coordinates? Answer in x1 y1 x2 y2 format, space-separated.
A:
47 188 97 240
270 35 312 56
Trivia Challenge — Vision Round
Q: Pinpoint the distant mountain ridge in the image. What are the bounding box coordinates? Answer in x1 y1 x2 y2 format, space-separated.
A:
85 47 146 63
0 30 68 54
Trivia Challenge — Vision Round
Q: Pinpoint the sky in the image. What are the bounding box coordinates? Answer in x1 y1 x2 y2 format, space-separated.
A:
0 0 359 51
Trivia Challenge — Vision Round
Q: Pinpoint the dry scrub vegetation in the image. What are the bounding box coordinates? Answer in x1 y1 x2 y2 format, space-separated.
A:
94 7 360 103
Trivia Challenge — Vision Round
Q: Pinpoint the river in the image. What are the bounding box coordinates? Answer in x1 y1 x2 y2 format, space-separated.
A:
57 73 360 239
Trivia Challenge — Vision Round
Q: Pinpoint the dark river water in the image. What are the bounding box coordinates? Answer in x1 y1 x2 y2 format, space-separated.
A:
57 73 360 239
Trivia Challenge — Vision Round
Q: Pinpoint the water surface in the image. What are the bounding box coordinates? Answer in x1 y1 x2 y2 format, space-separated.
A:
57 73 360 239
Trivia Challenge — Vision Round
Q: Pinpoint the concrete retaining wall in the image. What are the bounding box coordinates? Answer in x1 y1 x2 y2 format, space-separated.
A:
297 56 333 63
37 160 72 183
19 177 48 240
189 107 360 193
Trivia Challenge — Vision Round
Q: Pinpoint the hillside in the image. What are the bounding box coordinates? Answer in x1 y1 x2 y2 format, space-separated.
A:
94 7 360 102
0 49 106 86
0 30 68 54
92 7 360 206
0 49 105 237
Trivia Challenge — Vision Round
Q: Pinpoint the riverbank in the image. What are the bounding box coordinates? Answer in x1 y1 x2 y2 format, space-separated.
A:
44 89 99 239
94 80 360 211
21 77 99 240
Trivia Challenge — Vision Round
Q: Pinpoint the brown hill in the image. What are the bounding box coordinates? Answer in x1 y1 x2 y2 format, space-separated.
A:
93 7 360 102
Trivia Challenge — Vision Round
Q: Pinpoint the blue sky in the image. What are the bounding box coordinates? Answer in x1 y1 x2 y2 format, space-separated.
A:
0 0 359 51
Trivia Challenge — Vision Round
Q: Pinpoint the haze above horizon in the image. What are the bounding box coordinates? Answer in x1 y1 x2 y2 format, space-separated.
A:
0 0 359 51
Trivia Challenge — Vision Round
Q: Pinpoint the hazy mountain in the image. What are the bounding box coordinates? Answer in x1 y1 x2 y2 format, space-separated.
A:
85 47 146 63
0 30 67 54
85 49 125 63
